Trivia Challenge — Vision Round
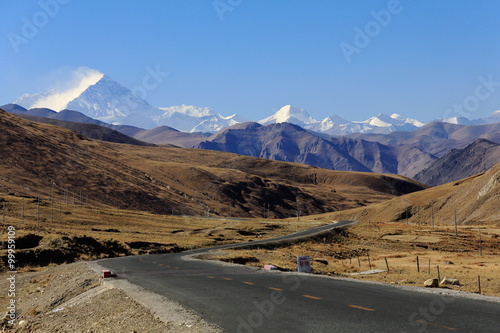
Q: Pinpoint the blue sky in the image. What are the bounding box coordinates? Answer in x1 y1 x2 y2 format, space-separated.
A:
2 0 500 122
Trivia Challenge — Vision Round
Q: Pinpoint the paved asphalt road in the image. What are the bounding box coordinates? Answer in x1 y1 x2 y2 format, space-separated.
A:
98 221 500 332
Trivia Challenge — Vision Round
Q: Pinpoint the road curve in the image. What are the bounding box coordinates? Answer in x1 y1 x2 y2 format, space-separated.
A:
98 221 500 332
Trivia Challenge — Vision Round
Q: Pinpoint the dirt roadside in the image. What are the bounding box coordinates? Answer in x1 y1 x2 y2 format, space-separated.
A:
0 262 223 333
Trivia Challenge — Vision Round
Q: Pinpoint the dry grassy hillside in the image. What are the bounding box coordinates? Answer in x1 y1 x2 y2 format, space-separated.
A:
307 162 500 225
214 163 500 296
0 110 177 214
109 143 426 217
0 109 426 218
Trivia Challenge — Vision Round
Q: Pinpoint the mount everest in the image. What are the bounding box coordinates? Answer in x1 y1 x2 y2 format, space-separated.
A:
12 70 500 134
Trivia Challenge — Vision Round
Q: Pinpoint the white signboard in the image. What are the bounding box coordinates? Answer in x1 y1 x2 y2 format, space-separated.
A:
297 256 311 273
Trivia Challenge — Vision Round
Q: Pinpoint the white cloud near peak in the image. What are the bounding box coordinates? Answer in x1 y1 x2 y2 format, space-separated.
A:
31 67 103 111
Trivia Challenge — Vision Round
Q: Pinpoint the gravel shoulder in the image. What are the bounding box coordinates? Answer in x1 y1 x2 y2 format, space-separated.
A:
0 261 223 333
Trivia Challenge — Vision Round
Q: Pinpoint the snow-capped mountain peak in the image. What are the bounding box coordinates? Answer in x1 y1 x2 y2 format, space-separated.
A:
15 70 162 128
363 113 397 127
323 114 350 125
361 113 426 129
158 104 214 118
13 68 252 131
437 110 500 126
153 105 249 133
489 110 500 118
13 68 465 134
65 74 161 127
259 105 318 126
257 107 428 135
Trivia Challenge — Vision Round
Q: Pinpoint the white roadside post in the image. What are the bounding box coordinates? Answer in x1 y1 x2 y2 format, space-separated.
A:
297 256 311 273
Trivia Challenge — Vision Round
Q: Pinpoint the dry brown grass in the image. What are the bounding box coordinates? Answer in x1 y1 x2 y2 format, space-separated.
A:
206 221 500 297
0 109 426 219
1 110 498 299
304 162 500 226
1 193 498 298
0 193 325 271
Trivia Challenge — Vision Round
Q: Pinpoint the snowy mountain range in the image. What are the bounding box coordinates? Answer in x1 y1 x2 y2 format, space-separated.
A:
436 111 500 126
14 70 244 131
259 105 427 135
16 71 159 128
153 105 249 133
13 69 500 134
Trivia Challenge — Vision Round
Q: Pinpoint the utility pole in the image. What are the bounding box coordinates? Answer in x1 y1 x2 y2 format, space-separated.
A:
296 197 301 222
59 195 62 220
417 208 420 227
431 205 435 228
454 209 458 236
37 194 40 228
479 228 483 256
51 199 54 223
50 185 54 223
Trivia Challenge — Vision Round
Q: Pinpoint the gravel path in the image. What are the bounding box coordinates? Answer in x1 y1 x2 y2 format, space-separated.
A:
0 261 223 332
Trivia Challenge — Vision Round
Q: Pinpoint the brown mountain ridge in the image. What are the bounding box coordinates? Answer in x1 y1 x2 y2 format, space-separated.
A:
312 161 500 225
414 138 500 186
0 109 425 218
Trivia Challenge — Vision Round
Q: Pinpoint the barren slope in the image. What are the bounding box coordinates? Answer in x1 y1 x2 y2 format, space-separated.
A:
0 109 426 218
309 162 500 225
414 138 500 186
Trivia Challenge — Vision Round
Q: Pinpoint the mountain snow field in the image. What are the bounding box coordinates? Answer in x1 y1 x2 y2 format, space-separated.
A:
13 69 500 134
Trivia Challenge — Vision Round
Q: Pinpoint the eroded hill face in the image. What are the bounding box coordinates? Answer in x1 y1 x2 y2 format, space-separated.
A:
414 138 500 186
0 110 426 218
0 110 172 213
314 161 500 225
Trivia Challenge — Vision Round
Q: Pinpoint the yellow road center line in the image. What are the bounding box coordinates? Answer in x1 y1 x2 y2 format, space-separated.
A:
268 287 283 291
207 276 215 278
242 282 254 285
416 320 457 330
303 295 322 300
174 267 179 270
223 278 233 280
348 305 375 311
